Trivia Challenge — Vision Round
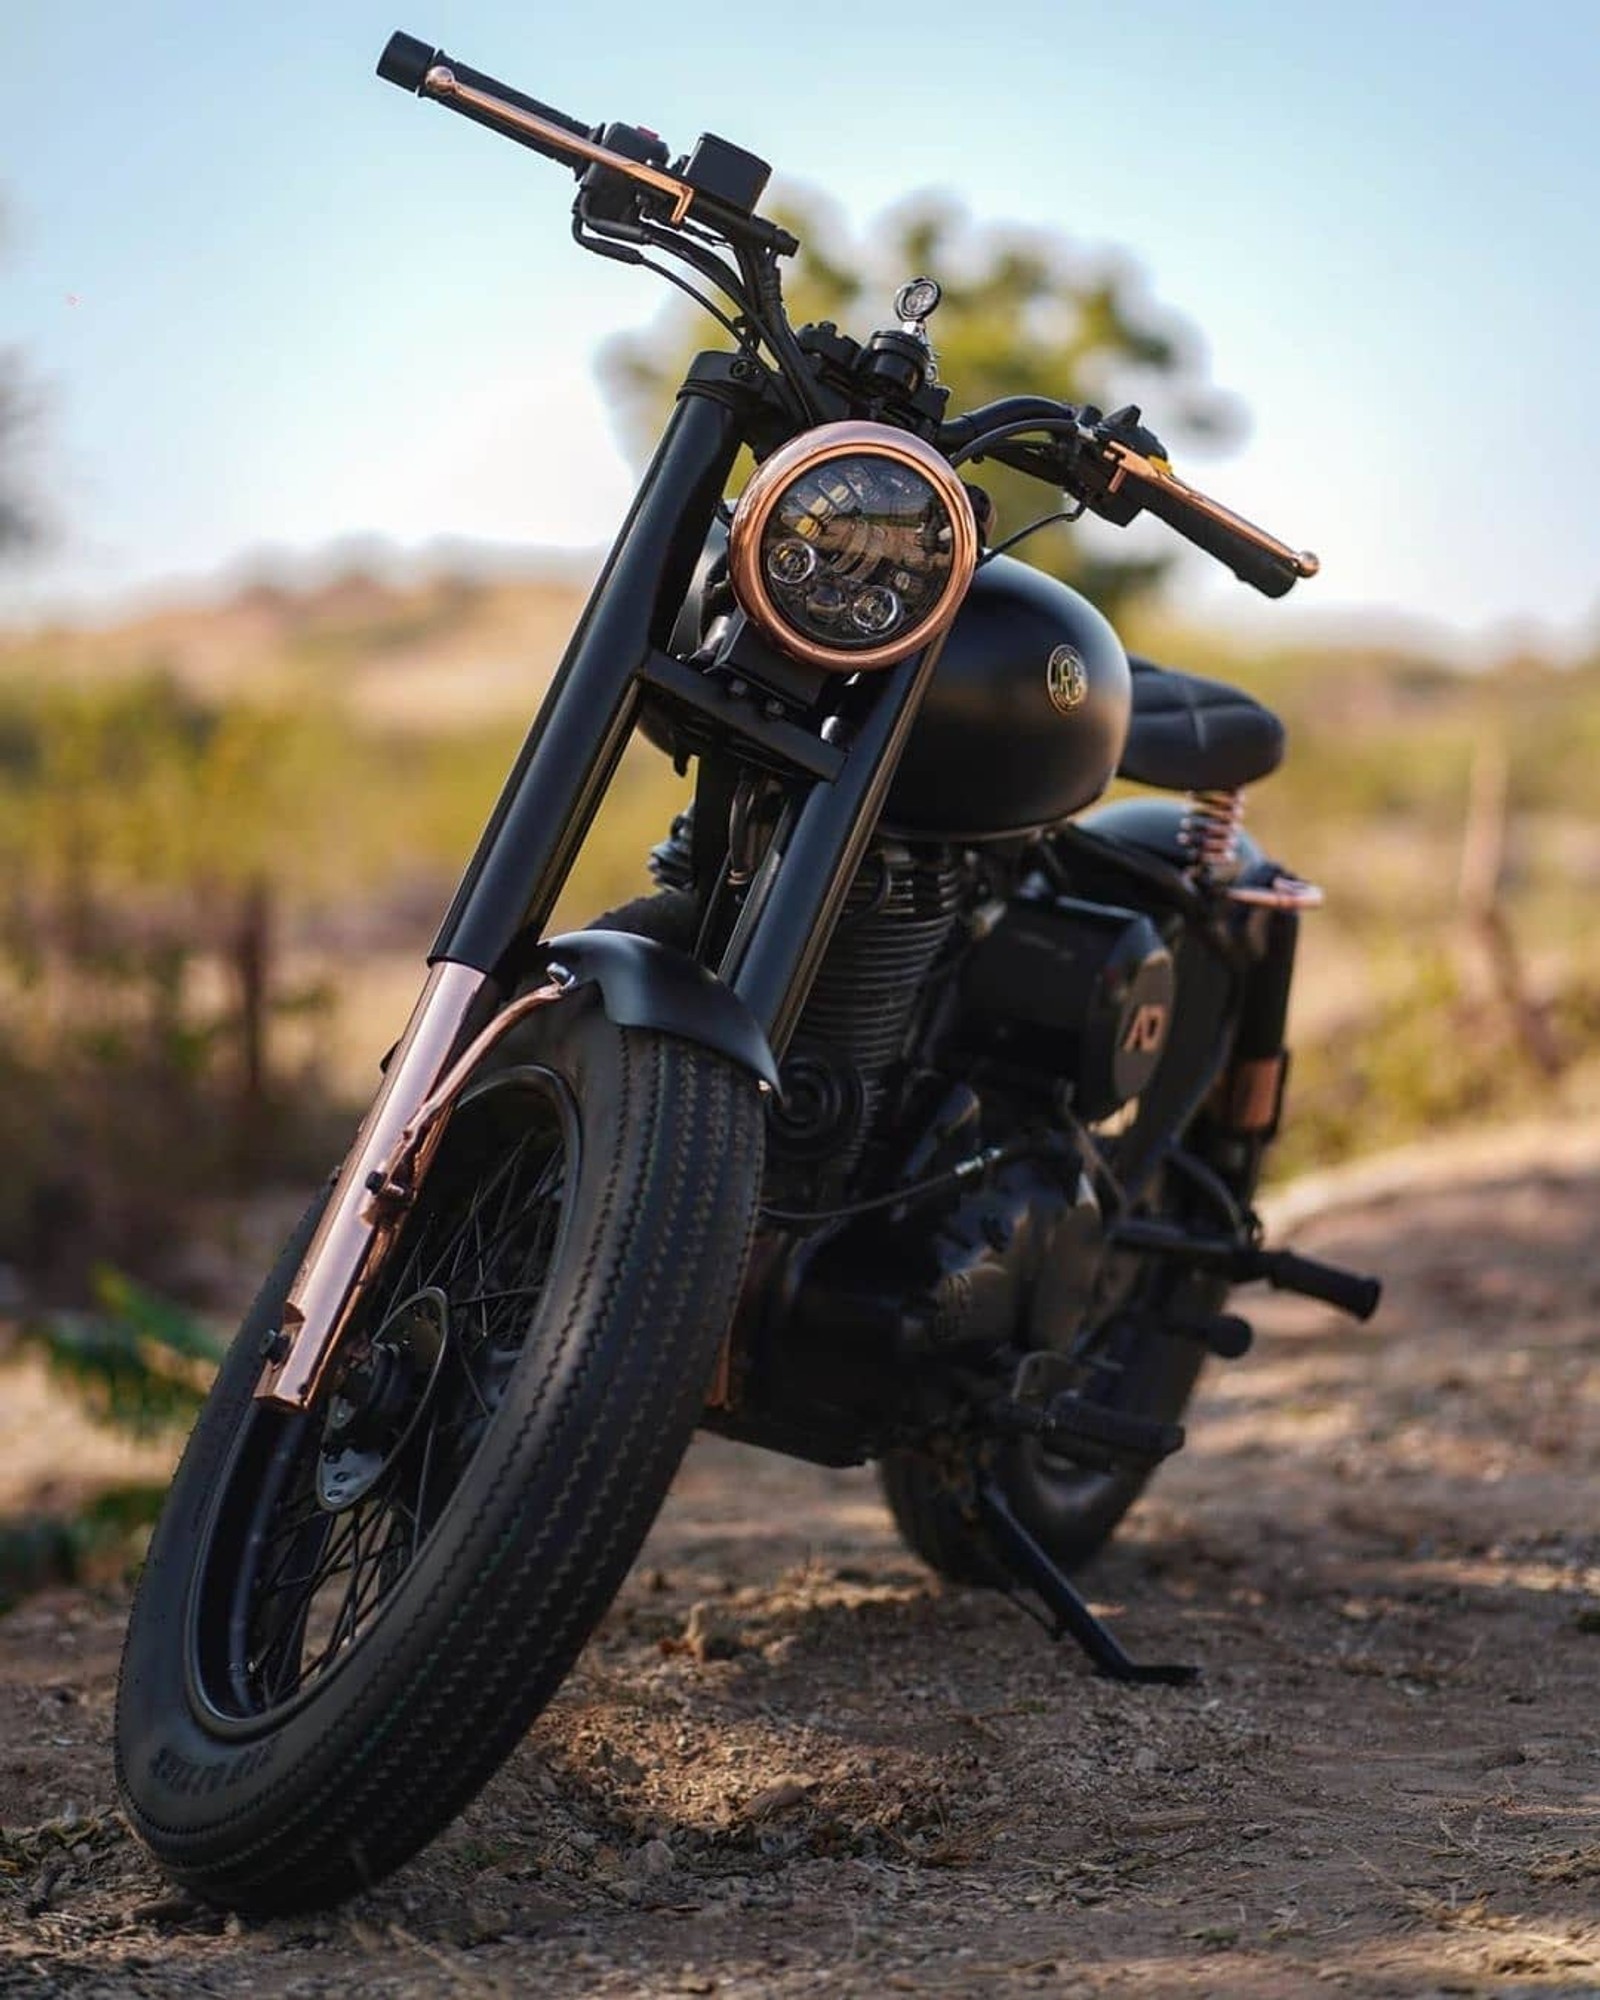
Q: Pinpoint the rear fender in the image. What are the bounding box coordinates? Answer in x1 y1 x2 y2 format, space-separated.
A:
1077 796 1267 875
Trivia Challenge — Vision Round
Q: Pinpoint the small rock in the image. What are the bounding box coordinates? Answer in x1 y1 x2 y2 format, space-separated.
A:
746 1778 813 1820
129 1893 203 1927
684 1602 743 1663
636 1837 675 1879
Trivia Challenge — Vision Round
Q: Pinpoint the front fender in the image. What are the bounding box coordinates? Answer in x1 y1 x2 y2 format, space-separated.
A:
532 930 780 1092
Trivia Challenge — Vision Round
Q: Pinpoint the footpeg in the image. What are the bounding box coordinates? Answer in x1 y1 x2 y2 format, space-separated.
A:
974 1477 1198 1686
995 1355 1186 1474
994 1391 1184 1475
1253 1248 1381 1321
1108 1218 1382 1323
1173 1311 1253 1359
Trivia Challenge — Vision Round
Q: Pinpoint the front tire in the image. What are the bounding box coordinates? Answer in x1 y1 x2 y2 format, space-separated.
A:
116 991 763 1911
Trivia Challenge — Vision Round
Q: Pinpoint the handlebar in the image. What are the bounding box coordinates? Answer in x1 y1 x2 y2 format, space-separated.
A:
942 400 1318 599
379 35 1317 600
377 31 782 242
378 32 598 164
1096 440 1318 600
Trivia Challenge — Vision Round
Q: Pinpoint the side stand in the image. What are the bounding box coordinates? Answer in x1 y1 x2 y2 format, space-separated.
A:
974 1477 1198 1687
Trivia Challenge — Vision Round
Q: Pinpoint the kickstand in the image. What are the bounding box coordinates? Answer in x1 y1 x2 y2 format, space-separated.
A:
974 1477 1199 1686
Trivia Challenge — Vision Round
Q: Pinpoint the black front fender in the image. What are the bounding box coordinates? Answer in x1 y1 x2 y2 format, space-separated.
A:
533 930 780 1092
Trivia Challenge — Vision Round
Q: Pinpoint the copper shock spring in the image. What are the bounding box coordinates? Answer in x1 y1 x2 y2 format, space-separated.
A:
1178 787 1246 878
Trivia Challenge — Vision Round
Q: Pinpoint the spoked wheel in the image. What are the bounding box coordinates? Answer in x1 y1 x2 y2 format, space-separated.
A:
117 992 763 1911
205 1096 572 1723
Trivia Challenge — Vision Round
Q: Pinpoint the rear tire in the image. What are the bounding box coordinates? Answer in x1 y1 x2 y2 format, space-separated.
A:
879 1161 1241 1586
116 991 762 1912
879 1281 1220 1585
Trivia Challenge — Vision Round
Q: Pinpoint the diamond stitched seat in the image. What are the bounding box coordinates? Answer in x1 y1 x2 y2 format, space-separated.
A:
1117 656 1286 793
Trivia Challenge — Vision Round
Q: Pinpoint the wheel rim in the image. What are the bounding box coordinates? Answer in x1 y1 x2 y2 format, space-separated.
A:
190 1071 576 1727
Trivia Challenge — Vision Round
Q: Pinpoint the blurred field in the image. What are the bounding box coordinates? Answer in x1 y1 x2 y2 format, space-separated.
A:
1 561 1597 1300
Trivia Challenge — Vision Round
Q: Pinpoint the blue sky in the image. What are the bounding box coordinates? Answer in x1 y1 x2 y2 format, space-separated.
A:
4 1 1597 650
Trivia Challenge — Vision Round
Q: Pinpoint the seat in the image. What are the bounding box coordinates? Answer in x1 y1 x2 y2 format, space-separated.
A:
1116 656 1286 794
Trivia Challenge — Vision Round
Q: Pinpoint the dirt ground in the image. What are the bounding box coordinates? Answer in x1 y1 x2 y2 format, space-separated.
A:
4 1131 1600 1999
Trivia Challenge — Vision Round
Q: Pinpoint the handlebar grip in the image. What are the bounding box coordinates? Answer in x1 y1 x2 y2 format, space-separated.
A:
377 31 595 160
1135 477 1303 599
1100 442 1317 600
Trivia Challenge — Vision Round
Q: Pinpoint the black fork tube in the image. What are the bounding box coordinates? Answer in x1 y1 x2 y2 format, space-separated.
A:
721 643 942 1056
431 385 743 972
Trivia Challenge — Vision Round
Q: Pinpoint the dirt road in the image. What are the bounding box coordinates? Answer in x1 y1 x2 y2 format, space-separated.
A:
4 1135 1600 1997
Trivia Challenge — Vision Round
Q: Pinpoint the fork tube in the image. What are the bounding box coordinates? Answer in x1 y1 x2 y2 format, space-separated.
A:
431 384 742 973
721 641 942 1056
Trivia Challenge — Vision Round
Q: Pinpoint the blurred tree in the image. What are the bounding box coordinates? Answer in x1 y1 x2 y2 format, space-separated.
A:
0 202 40 557
600 190 1241 619
0 369 34 555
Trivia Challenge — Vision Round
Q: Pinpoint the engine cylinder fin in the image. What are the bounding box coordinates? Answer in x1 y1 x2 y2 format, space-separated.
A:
778 843 963 1178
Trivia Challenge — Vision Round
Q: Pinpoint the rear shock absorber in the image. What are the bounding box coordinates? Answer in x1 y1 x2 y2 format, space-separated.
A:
1178 787 1247 880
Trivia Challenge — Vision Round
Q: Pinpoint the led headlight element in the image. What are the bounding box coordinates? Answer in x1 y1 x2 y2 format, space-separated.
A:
728 422 978 671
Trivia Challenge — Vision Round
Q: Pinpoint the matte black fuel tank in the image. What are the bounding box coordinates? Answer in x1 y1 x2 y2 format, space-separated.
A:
884 555 1132 841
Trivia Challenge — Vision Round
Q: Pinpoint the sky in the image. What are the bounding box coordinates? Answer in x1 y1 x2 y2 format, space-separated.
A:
4 0 1598 652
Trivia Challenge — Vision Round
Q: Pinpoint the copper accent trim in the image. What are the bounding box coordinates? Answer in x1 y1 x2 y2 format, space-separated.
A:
422 66 696 224
704 1335 735 1411
1217 1053 1287 1134
1227 873 1326 912
1179 787 1247 880
726 420 979 673
1104 441 1320 580
361 979 568 1227
255 961 492 1412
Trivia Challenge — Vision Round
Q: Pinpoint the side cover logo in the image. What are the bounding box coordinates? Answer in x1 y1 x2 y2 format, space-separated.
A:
1122 1002 1169 1055
1046 644 1088 715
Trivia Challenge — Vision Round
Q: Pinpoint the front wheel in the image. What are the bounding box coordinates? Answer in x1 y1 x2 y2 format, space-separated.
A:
116 991 763 1912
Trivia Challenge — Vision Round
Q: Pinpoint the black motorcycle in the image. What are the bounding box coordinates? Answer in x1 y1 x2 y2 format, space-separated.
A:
115 32 1380 1912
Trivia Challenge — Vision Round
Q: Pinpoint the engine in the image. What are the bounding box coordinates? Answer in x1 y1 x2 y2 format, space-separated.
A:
765 840 965 1200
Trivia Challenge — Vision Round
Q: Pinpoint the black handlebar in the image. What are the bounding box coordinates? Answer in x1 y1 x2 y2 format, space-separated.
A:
377 31 597 164
378 35 1316 600
1122 460 1312 600
942 400 1317 599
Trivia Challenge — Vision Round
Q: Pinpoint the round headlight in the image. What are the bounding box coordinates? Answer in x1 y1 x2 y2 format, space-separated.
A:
727 421 978 671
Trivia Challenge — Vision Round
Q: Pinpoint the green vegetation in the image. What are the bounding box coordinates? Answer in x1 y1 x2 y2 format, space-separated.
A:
1 565 1597 1604
1119 617 1600 1177
0 602 687 1295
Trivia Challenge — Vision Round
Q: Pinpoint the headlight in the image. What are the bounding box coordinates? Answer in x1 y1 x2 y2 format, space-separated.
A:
727 421 978 672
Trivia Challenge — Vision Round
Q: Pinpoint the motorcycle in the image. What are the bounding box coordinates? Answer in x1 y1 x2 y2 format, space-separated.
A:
115 30 1381 1912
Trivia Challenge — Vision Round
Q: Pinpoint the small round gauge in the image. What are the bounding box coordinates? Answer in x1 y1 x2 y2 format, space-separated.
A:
894 276 942 324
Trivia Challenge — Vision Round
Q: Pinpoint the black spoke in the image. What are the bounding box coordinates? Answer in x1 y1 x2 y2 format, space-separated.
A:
219 1085 572 1718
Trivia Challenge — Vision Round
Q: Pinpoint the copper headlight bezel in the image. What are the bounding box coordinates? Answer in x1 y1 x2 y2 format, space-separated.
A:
726 421 979 673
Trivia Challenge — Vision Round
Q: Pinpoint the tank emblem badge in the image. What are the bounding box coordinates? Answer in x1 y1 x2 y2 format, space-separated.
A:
1046 644 1088 715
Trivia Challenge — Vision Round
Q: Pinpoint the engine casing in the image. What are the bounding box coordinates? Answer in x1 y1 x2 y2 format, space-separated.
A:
960 893 1175 1121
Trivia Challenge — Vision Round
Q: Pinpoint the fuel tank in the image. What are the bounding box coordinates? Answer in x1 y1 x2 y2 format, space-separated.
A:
884 556 1132 841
